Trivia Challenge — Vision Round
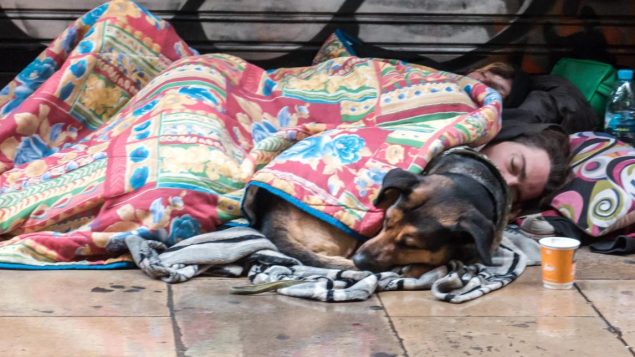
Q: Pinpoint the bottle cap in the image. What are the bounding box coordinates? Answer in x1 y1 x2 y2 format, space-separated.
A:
618 69 634 80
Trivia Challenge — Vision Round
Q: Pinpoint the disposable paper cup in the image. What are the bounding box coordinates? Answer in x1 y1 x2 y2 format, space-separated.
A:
539 237 580 289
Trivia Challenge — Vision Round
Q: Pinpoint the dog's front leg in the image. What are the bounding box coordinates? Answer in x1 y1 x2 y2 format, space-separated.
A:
401 263 437 278
310 255 357 271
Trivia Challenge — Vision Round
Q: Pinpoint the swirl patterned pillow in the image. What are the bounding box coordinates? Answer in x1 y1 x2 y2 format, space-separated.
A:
548 131 635 236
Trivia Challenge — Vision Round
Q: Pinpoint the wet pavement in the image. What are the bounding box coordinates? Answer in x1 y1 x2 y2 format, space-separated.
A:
1 246 634 356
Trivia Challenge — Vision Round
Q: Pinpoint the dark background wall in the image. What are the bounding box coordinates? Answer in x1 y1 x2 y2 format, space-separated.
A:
1 0 633 86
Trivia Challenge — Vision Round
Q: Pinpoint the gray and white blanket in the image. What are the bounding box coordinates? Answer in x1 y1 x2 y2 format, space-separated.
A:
126 226 540 303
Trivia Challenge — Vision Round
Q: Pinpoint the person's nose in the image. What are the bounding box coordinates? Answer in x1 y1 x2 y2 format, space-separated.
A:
501 172 521 201
501 171 518 187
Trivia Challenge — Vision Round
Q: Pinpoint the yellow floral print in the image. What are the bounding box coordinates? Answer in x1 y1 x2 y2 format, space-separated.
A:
105 0 142 20
24 160 48 177
385 145 405 165
150 90 196 115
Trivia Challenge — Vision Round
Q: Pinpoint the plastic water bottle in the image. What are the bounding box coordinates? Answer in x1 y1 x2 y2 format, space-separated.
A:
605 69 635 145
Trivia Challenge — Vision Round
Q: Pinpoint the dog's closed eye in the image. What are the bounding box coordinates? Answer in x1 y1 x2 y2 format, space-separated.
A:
397 234 423 249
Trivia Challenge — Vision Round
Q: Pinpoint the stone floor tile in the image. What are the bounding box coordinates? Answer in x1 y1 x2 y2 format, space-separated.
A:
0 270 168 317
171 277 404 357
393 316 630 357
380 267 595 317
577 280 635 350
0 317 174 357
575 247 635 280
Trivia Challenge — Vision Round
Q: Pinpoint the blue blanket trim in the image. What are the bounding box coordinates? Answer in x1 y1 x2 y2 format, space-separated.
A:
0 261 136 270
219 221 249 228
243 181 368 242
335 29 359 56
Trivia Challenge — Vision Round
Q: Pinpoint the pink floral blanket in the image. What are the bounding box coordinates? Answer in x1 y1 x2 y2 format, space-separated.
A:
0 0 501 268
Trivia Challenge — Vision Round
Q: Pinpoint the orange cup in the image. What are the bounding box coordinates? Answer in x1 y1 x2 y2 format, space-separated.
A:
539 237 580 289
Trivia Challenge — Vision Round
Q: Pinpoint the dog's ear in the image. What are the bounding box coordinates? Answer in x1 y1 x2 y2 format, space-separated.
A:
457 209 497 265
373 168 420 209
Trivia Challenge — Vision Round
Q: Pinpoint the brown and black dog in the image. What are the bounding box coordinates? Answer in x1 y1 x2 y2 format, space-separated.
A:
249 147 511 276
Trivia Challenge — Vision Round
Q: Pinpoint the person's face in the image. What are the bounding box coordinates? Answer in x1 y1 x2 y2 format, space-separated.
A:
481 141 550 203
467 70 512 99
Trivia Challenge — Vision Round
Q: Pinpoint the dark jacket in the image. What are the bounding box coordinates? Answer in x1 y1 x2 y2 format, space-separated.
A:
502 74 600 134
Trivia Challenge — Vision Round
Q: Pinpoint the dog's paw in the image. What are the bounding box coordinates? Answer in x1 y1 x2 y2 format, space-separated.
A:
400 264 436 278
317 256 358 271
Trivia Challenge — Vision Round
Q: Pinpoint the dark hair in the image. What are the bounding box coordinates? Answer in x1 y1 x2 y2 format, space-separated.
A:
475 62 516 81
511 128 571 207
469 62 530 108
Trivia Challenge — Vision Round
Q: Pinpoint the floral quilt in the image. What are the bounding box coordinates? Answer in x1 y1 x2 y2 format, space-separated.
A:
0 0 502 268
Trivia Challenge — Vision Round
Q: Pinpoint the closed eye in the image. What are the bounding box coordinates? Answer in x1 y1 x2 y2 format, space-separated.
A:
510 154 527 180
398 234 428 249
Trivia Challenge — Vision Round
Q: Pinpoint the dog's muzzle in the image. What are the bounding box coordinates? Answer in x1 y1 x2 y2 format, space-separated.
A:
352 251 387 272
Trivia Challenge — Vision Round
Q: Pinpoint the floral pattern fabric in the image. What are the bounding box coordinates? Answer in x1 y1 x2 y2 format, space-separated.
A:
311 29 358 65
0 0 502 268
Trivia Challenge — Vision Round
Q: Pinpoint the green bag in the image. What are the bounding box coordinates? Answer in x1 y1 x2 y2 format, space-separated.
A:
551 57 617 119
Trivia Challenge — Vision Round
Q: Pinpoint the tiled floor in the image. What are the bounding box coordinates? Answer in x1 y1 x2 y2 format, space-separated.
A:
1 247 634 357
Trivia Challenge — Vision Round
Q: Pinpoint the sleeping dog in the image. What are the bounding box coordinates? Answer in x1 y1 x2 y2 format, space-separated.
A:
251 147 511 276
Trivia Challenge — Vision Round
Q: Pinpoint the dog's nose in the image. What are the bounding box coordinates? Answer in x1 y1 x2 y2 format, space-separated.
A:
353 252 384 272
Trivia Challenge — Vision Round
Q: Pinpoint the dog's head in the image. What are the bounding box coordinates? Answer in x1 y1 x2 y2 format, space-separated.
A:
353 152 509 273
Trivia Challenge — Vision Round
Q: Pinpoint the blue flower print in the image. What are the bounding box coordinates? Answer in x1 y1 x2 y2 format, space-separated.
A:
178 86 217 105
150 198 165 225
330 134 366 164
1 97 22 116
251 120 278 143
483 88 502 106
277 106 291 127
366 167 385 184
60 26 78 54
169 195 184 209
174 42 187 57
81 3 108 26
77 40 94 55
17 57 57 88
130 146 150 163
251 106 297 144
59 82 75 100
134 120 152 131
278 136 324 161
296 105 309 115
355 177 369 197
132 99 158 117
130 166 149 190
65 161 78 172
168 214 201 244
85 26 96 38
49 123 64 143
135 227 157 240
14 135 56 164
263 79 275 96
70 59 87 78
5 57 58 113
135 131 151 140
